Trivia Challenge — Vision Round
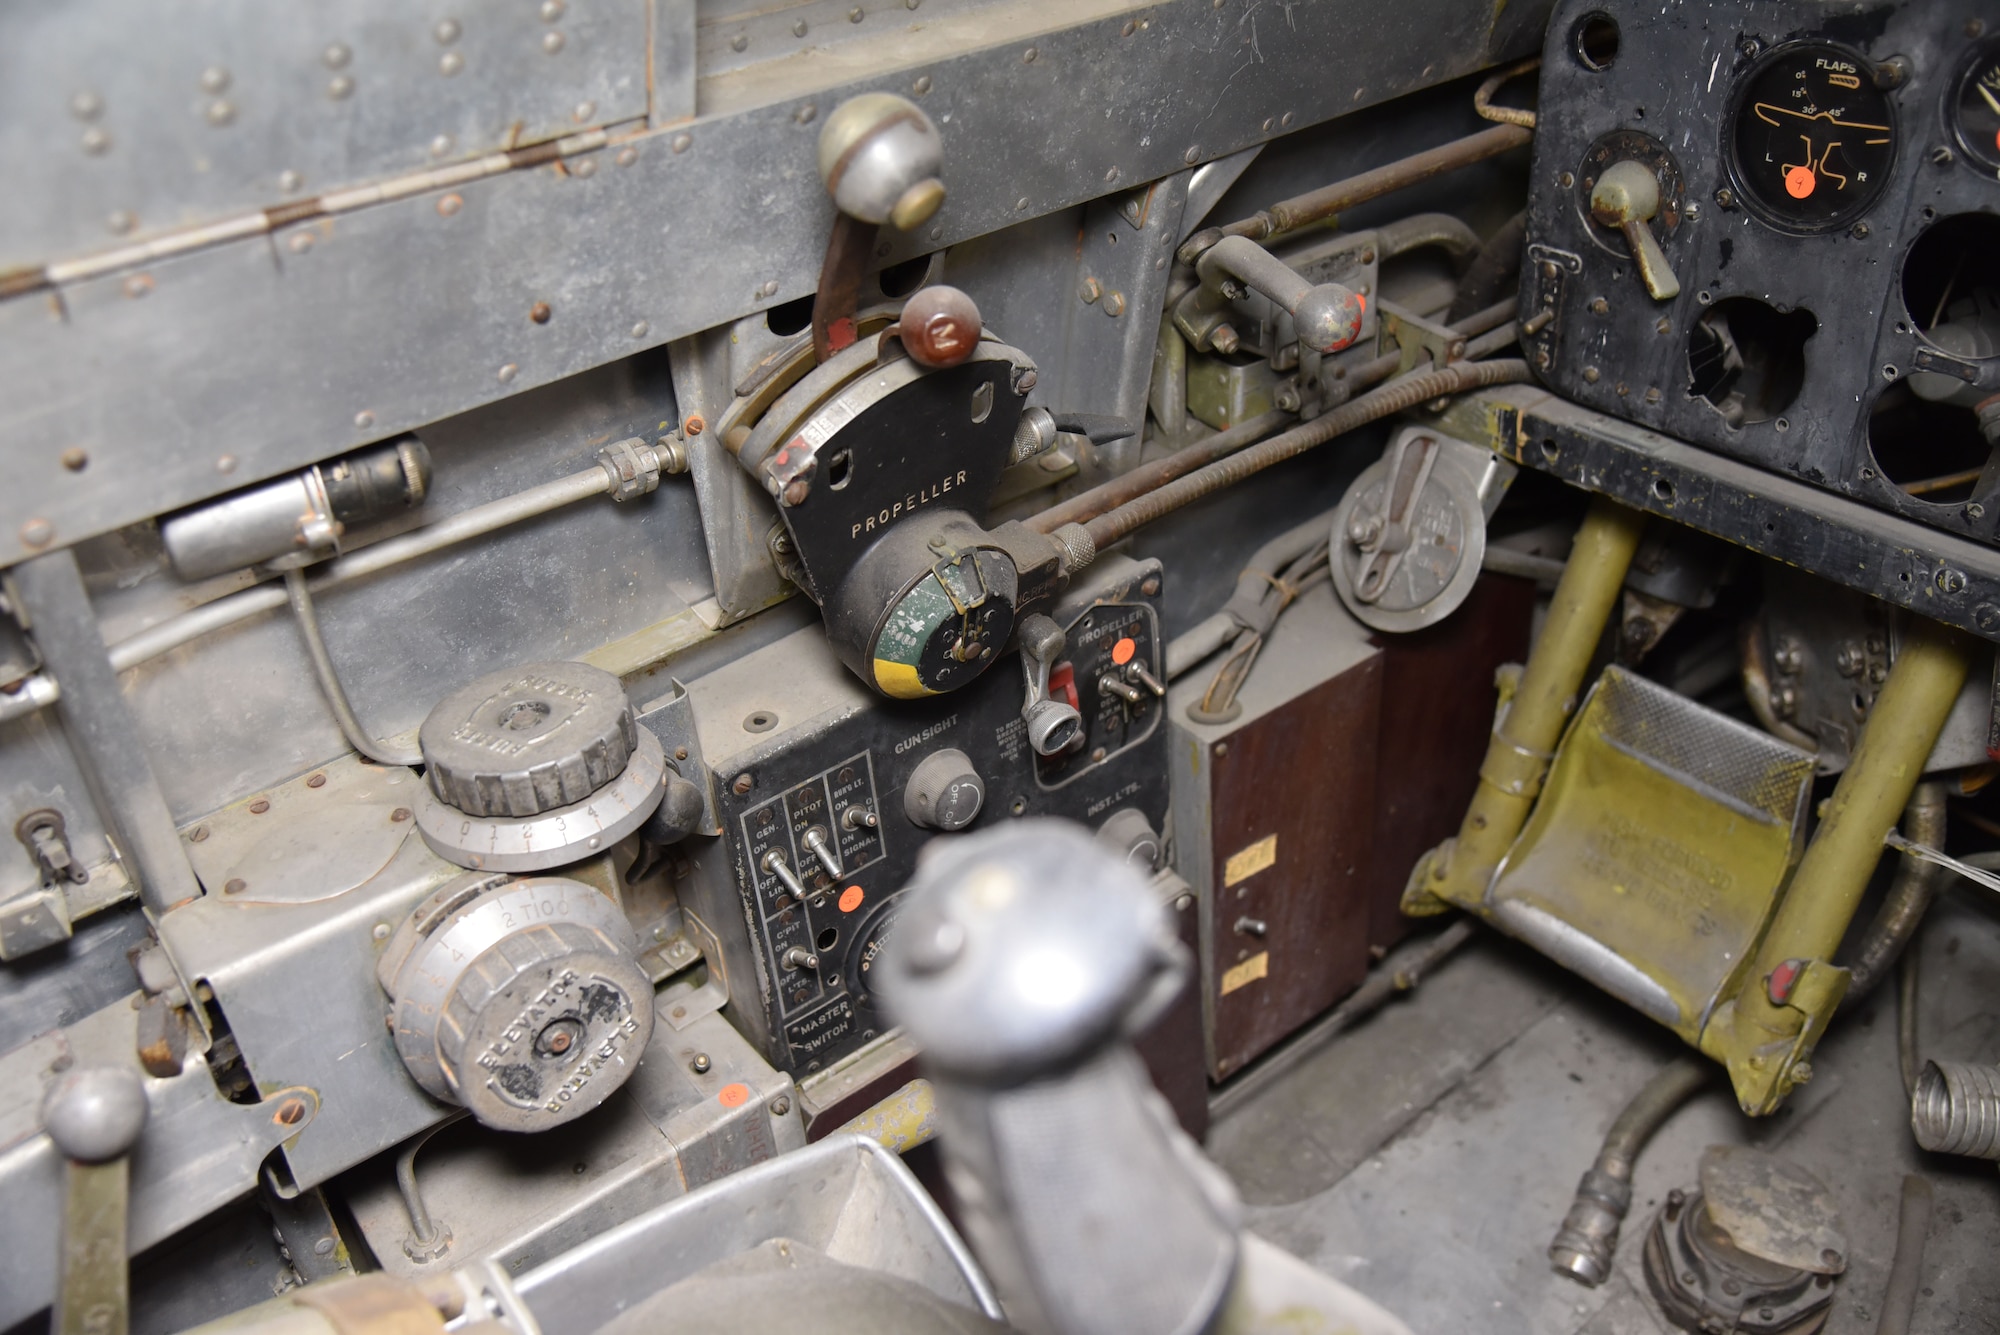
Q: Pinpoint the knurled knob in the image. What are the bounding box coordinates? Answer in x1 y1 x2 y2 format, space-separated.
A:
434 919 655 1132
420 661 637 818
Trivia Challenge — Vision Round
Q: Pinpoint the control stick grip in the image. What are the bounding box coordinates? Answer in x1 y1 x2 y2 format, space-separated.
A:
878 823 1239 1335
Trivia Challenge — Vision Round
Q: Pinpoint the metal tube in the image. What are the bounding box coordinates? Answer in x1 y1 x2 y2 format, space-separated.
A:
1845 782 1948 1000
1206 124 1533 250
1084 359 1533 551
1405 494 1648 914
108 465 611 674
5 551 204 914
1029 411 1295 534
0 672 60 724
1371 212 1483 266
1875 1175 1934 1335
1898 950 1922 1098
282 571 423 768
1716 617 1974 1112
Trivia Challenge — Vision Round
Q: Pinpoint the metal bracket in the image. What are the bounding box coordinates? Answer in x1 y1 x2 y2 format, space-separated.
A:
1376 298 1465 375
1523 243 1582 376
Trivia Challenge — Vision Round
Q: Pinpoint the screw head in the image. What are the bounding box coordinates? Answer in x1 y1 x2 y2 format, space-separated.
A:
543 30 566 52
690 1053 711 1074
1931 145 1955 167
770 1095 792 1116
306 773 327 789
328 75 354 100
60 447 88 472
732 773 754 796
438 51 463 76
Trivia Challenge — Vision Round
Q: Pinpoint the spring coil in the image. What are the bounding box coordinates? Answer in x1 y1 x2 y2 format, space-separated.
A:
1912 1060 2000 1159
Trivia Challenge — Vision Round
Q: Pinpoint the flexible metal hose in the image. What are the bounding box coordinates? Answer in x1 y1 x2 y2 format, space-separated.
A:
1912 1060 2000 1159
1084 359 1532 549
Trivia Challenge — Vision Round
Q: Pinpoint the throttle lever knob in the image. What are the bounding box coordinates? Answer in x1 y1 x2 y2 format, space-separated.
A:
817 92 946 229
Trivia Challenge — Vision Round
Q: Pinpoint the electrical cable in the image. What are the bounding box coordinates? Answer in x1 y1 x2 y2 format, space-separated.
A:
283 568 425 768
1474 57 1541 129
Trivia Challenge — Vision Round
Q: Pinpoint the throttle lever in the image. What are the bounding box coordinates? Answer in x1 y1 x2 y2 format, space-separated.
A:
1017 613 1083 757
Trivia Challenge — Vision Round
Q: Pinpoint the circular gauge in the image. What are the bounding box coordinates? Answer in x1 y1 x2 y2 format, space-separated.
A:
1950 37 2000 174
1727 42 1897 232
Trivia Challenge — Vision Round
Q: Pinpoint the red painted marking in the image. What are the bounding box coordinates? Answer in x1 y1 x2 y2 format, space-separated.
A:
827 316 858 352
1049 662 1079 712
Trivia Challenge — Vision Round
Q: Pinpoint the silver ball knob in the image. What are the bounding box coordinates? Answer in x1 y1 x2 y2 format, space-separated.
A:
43 1066 149 1163
817 92 945 230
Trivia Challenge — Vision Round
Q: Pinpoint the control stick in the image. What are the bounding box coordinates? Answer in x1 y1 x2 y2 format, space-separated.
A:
877 821 1415 1335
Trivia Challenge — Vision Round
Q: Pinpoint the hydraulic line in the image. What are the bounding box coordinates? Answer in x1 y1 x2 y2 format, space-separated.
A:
1083 359 1532 549
1037 299 1521 537
1197 123 1532 253
108 464 614 674
1548 1056 1711 1286
1843 782 1949 1001
1874 1176 1934 1335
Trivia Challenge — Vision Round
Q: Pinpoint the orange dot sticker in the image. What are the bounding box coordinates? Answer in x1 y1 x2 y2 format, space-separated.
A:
1783 166 1816 199
839 884 865 913
1111 636 1137 665
718 1082 750 1108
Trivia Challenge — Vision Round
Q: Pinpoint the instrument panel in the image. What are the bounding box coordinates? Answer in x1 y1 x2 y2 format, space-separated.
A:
1526 2 2000 542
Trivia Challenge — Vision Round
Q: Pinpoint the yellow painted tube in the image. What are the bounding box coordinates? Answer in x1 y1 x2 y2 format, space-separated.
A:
1710 614 1976 1113
835 1078 938 1155
1406 493 1647 912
